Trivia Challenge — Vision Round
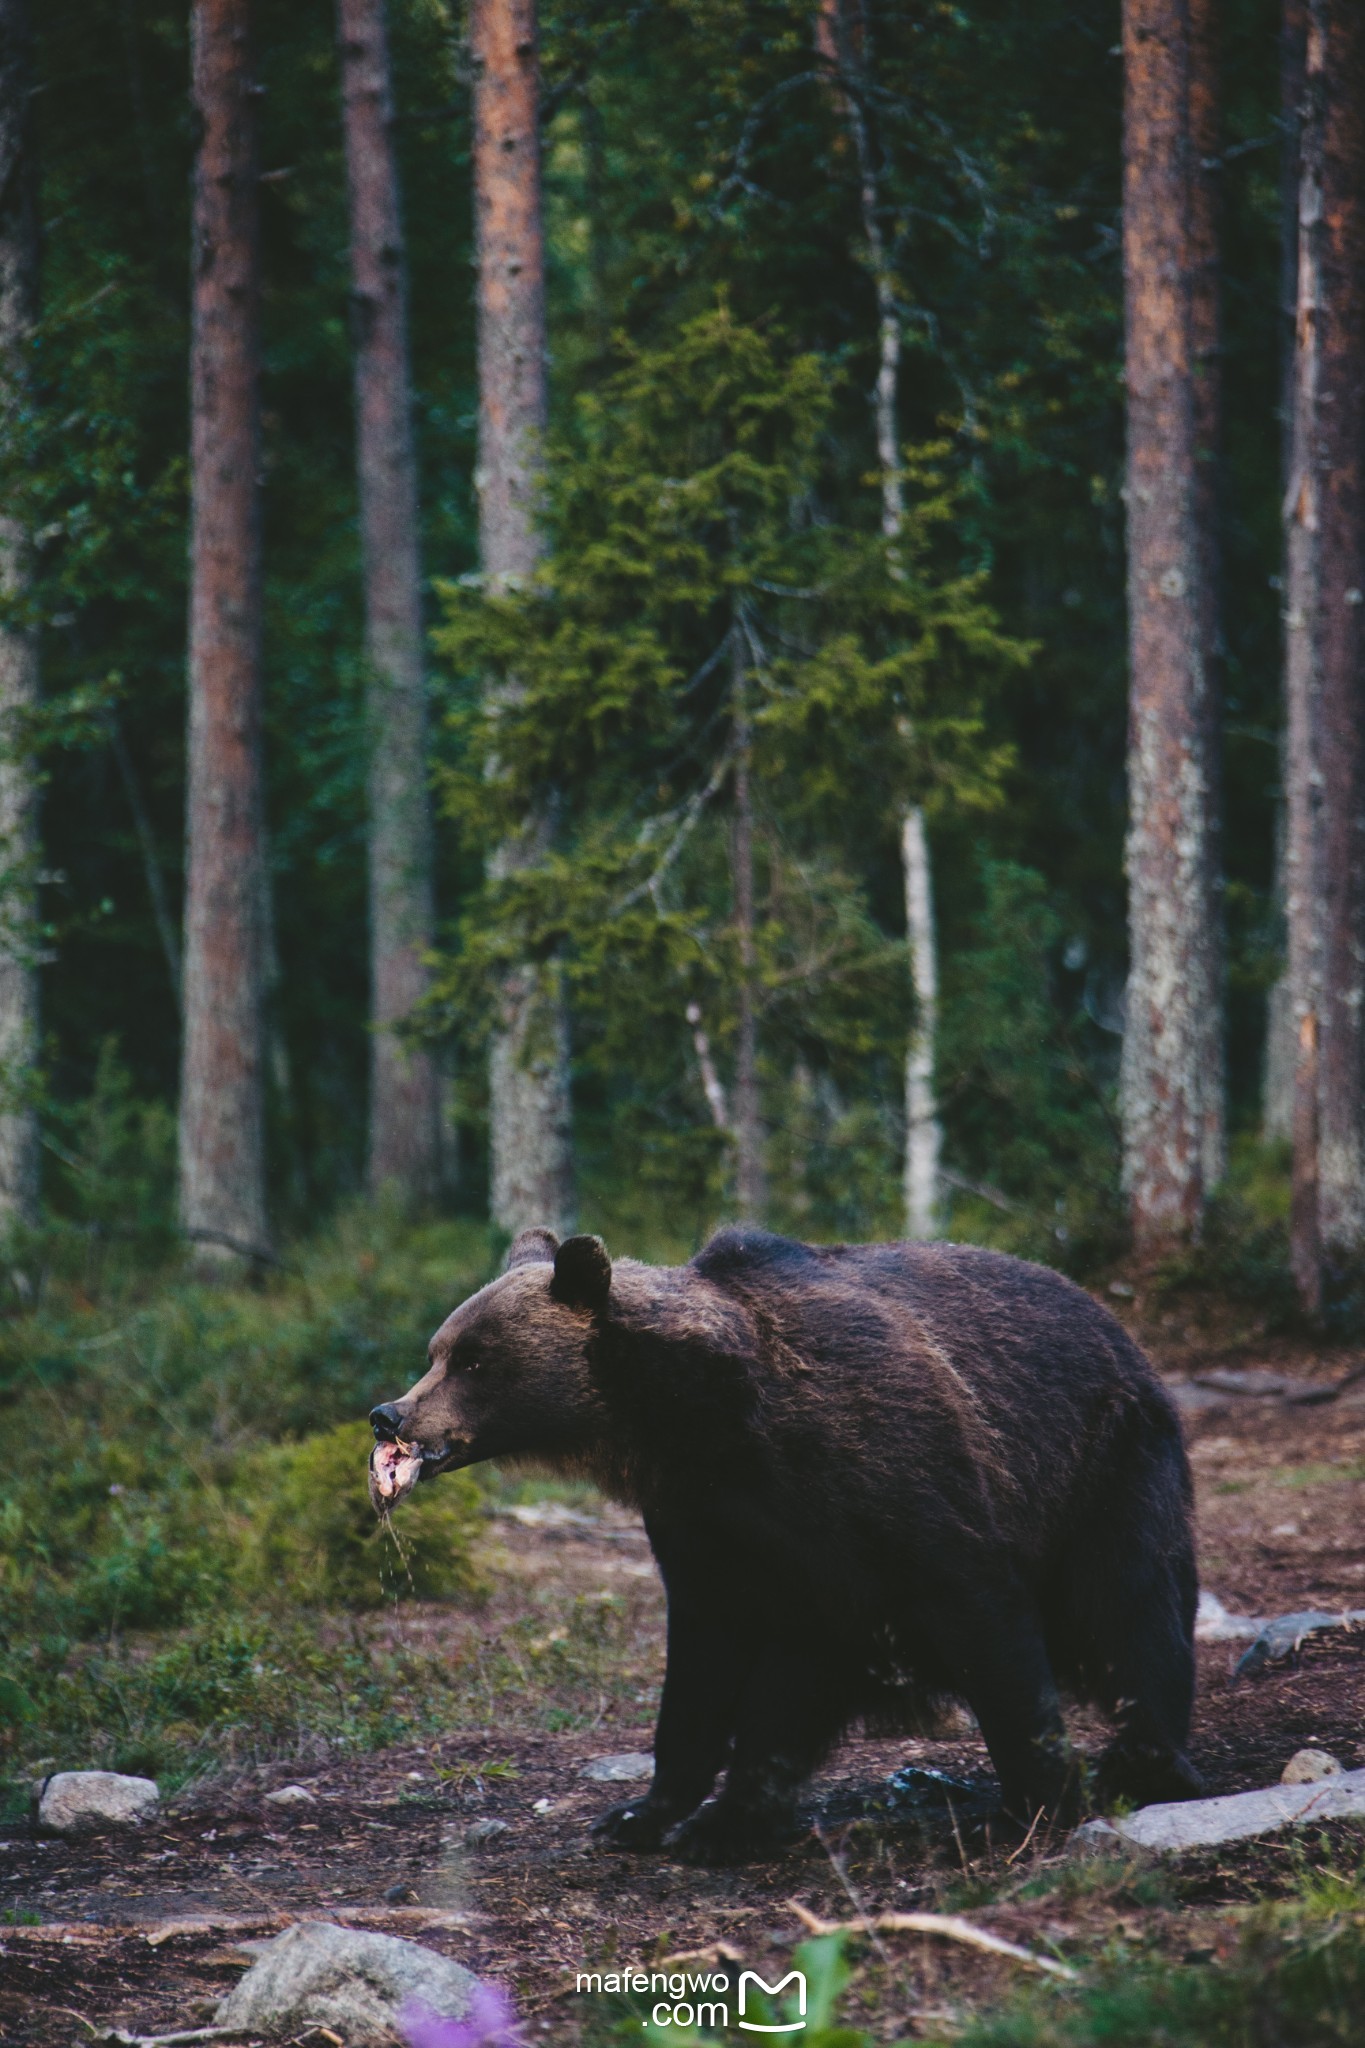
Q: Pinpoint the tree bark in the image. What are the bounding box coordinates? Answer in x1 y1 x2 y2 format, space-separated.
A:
1284 0 1365 1313
1119 0 1221 1248
901 806 940 1239
338 0 441 1208
1263 0 1308 1146
816 0 943 1238
0 0 38 1232
179 0 269 1265
471 0 573 1238
731 623 765 1222
1188 0 1226 1192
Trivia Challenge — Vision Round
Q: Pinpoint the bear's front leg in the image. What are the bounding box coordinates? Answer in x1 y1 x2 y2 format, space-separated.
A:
593 1563 743 1853
667 1639 848 1865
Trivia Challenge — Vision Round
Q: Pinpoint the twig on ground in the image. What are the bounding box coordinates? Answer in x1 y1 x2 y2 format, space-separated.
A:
96 2031 259 2048
656 1941 745 1968
785 1900 1078 1981
812 1820 892 1969
1004 1804 1046 1867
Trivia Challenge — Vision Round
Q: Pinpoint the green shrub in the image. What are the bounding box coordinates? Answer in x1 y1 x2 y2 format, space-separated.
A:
236 1420 485 1610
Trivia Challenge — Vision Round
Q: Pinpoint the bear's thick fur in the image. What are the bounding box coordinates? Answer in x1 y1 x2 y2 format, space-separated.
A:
369 1227 1199 1863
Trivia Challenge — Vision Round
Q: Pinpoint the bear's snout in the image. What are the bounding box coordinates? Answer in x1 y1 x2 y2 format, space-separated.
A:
370 1402 405 1440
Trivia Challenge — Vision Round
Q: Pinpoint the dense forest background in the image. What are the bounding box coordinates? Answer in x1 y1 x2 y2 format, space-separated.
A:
27 0 1286 1263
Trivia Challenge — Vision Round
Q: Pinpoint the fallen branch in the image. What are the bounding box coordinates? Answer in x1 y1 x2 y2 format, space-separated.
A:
3 1905 475 1950
656 1941 745 1969
785 1900 1077 1981
96 2031 258 2048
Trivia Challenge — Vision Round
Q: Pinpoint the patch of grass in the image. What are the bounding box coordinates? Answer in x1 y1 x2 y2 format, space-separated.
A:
1268 1461 1365 1491
0 1205 504 1779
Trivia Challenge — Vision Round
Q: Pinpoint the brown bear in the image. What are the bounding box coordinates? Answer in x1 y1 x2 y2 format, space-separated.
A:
369 1226 1200 1863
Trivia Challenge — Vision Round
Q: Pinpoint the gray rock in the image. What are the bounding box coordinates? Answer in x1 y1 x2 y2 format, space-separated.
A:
216 1920 475 2046
36 1770 160 1837
1281 1748 1344 1785
1070 1766 1365 1856
1194 1591 1263 1643
579 1752 653 1784
1236 1608 1365 1676
1195 1368 1296 1398
264 1782 318 1807
465 1817 511 1844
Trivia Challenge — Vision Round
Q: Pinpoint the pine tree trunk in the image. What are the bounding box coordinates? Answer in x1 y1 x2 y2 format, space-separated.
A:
0 0 39 1232
1119 0 1220 1248
1188 0 1226 1193
1285 0 1365 1313
817 0 943 1238
730 623 765 1222
179 0 269 1265
471 0 573 1238
1263 0 1307 1147
338 0 441 1208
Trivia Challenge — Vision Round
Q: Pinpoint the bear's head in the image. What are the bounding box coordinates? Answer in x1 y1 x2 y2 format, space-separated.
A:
367 1228 613 1512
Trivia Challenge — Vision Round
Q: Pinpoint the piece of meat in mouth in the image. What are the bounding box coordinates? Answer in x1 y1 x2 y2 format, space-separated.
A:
369 1438 424 1507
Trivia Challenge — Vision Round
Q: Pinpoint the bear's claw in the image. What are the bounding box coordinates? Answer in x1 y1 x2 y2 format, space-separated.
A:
591 1796 674 1850
665 1801 792 1867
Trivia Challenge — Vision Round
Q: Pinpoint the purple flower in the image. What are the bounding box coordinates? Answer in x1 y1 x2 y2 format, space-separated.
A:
402 1983 522 2048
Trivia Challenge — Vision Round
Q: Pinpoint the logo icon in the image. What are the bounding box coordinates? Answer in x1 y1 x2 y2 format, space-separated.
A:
737 1968 806 2033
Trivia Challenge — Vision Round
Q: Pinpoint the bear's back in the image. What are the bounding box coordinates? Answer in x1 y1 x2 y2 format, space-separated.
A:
685 1228 1175 1540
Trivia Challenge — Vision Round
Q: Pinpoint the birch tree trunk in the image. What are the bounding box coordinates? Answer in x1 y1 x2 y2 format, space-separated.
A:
1119 0 1221 1249
338 0 441 1207
179 0 269 1265
730 625 765 1222
816 0 942 1239
0 0 39 1232
1284 0 1365 1314
471 0 573 1238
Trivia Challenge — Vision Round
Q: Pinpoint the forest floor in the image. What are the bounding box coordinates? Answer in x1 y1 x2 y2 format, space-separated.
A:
5 1308 1365 2045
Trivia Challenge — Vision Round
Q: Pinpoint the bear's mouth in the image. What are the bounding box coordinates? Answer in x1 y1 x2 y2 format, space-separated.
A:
369 1438 447 1511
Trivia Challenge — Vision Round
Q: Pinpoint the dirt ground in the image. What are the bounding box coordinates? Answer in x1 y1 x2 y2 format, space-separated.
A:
5 1314 1365 2046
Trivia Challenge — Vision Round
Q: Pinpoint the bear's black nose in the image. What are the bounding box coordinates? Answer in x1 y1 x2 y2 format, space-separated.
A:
370 1402 405 1441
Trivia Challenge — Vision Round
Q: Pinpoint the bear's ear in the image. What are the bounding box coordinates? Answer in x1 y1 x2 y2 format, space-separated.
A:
550 1234 612 1314
506 1227 560 1272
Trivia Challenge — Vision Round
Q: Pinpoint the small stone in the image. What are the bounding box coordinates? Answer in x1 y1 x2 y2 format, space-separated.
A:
532 1797 555 1814
1194 1591 1263 1643
1281 1748 1343 1785
579 1752 654 1784
1069 1767 1365 1856
264 1783 318 1807
465 1817 511 1845
216 1921 475 2048
36 1771 160 1837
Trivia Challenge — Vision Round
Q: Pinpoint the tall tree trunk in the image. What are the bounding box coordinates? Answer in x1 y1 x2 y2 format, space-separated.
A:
338 0 441 1207
471 0 573 1238
730 622 765 1221
1284 0 1365 1314
1119 0 1221 1249
901 807 940 1239
816 0 942 1239
1263 0 1308 1146
0 0 39 1232
1188 0 1226 1193
179 0 269 1265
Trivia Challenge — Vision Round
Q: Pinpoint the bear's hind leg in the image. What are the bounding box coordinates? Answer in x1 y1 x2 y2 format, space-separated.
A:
942 1589 1080 1829
1057 1425 1201 1809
